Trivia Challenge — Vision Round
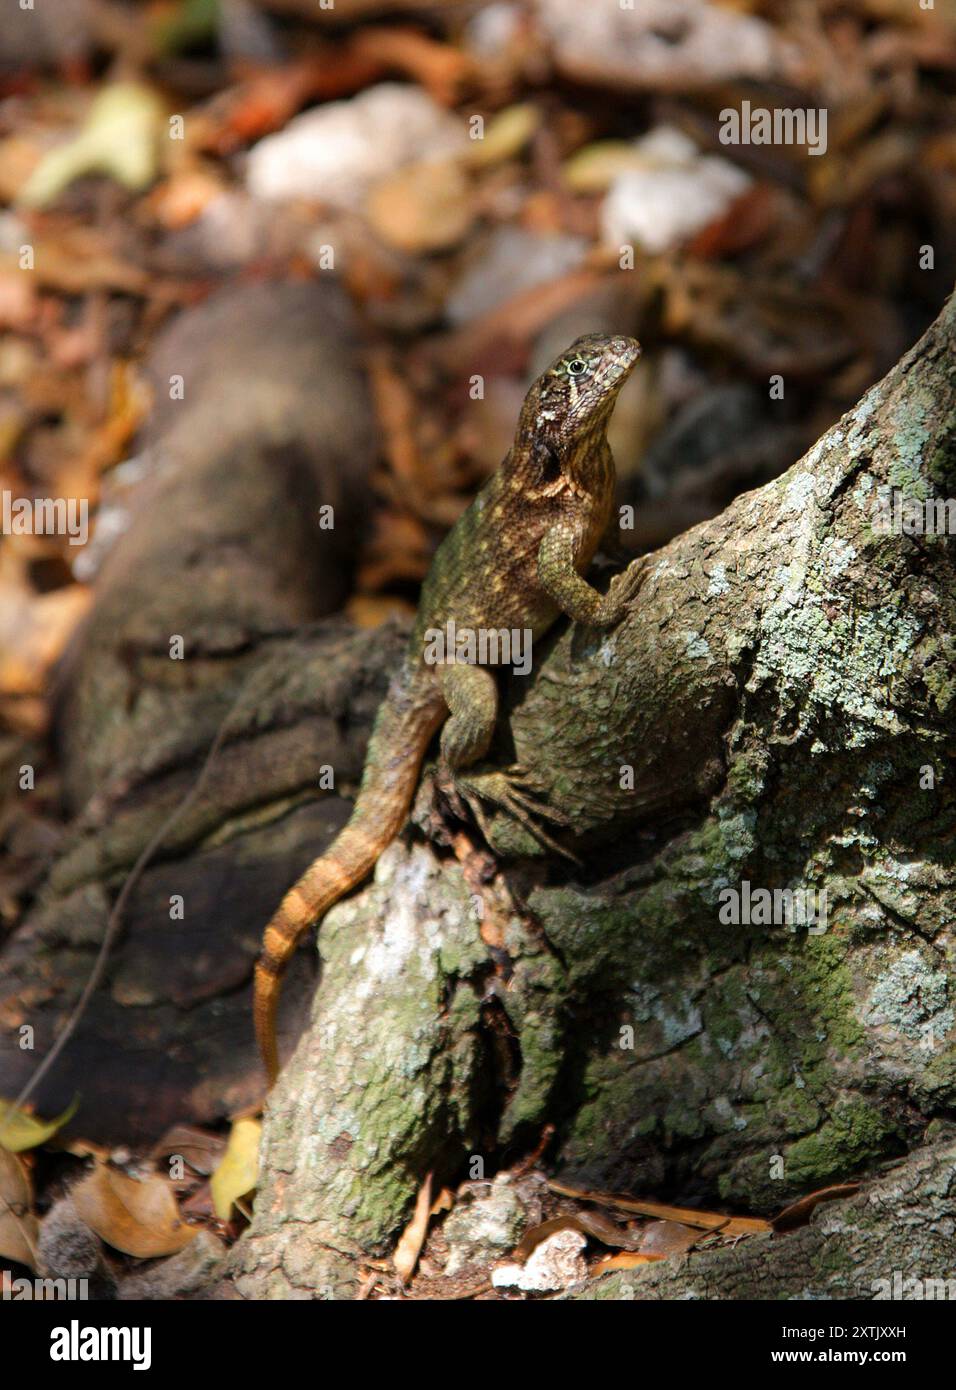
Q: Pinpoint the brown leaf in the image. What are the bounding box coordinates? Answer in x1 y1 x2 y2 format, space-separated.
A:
514 1216 579 1262
150 1123 227 1177
547 1180 771 1236
0 1147 38 1269
179 1183 216 1222
344 593 416 630
366 159 474 255
514 1208 639 1263
437 268 603 375
637 1219 703 1256
772 1183 861 1233
72 1163 198 1258
349 27 473 107
0 554 92 734
206 57 347 153
593 1252 665 1273
430 1187 455 1217
1 229 150 296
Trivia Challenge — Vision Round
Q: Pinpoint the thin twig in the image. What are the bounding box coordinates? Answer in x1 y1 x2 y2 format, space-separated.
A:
0 676 258 1147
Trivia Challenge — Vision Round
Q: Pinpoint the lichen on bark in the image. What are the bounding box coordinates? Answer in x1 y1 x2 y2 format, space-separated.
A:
232 289 955 1293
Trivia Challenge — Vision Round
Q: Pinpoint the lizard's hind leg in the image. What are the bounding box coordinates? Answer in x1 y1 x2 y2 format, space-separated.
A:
438 663 578 863
438 661 498 771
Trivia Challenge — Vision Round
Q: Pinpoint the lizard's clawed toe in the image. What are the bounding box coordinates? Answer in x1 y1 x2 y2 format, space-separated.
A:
614 557 648 606
434 762 470 822
456 769 580 863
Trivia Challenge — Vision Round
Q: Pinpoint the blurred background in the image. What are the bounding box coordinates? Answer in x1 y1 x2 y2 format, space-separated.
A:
0 0 954 737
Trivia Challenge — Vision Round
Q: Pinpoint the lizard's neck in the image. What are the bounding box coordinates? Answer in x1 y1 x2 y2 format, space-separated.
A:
508 393 615 497
558 415 614 491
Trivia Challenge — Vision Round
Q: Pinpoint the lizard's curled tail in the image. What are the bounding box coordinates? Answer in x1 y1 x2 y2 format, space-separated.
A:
254 664 444 1084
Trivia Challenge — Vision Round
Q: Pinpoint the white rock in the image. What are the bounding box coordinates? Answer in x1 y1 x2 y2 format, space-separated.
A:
246 83 467 207
537 0 792 89
464 2 523 58
446 226 587 325
601 124 751 254
491 1228 588 1292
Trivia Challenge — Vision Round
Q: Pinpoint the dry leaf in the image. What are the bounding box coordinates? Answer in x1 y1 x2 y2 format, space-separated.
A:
2 229 151 296
366 159 474 254
151 1123 228 1178
344 593 416 629
0 1148 38 1269
19 83 164 207
593 1251 664 1272
148 169 225 230
562 140 648 193
772 1183 861 1233
466 104 540 169
210 1118 261 1220
393 1171 433 1284
181 1184 217 1222
637 1219 702 1256
437 267 602 373
72 1163 197 1257
0 577 93 735
0 1096 79 1154
514 1209 638 1262
349 27 473 107
430 1187 455 1216
547 1180 771 1236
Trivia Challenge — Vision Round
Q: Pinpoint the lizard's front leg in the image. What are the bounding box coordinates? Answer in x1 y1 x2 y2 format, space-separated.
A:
537 522 645 628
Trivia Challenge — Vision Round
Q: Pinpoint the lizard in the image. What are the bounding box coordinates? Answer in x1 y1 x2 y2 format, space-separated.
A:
254 332 643 1084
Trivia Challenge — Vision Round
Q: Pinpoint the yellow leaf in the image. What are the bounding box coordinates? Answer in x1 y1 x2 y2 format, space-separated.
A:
562 141 647 193
0 1096 79 1153
19 83 164 208
466 104 540 169
210 1118 261 1221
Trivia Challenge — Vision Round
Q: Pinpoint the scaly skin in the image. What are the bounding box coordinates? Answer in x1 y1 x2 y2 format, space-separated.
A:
254 333 642 1082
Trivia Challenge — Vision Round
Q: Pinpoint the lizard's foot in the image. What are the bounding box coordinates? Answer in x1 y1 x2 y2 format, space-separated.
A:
605 557 648 620
455 768 581 864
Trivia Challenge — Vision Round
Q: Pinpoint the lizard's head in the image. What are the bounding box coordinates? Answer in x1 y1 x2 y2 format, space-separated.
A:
533 334 641 445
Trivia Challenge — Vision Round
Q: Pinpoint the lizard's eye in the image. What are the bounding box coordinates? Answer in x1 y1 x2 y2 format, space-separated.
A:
566 358 588 376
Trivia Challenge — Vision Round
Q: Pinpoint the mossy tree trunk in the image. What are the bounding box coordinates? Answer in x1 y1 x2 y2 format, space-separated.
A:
232 295 955 1298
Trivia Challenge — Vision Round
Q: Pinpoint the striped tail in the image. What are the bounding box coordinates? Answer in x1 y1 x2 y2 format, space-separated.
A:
254 665 444 1084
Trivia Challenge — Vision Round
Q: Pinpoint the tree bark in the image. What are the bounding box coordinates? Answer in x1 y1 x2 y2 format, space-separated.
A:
572 1134 956 1301
3 284 952 1299
230 291 956 1297
0 280 383 1140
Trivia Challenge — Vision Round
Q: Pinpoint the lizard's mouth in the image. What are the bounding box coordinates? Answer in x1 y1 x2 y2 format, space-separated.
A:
606 336 643 380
